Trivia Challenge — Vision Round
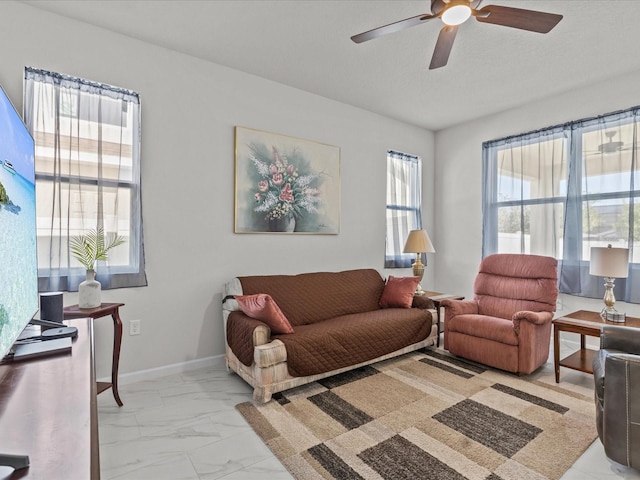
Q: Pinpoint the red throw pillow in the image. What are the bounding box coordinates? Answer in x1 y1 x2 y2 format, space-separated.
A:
379 276 420 308
235 294 294 334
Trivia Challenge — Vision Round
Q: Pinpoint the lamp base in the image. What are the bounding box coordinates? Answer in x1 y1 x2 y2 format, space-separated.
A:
412 255 425 295
602 309 626 323
599 277 620 320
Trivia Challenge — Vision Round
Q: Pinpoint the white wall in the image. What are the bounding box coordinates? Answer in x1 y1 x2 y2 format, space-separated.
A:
434 69 640 321
0 2 435 378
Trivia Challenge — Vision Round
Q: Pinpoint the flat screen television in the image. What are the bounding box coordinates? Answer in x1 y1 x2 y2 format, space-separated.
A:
0 82 72 472
0 82 38 361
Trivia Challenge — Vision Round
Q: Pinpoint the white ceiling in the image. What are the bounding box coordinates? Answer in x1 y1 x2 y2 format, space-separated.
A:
22 0 640 131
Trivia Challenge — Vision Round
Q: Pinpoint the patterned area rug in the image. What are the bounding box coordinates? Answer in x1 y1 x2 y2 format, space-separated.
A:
236 349 597 480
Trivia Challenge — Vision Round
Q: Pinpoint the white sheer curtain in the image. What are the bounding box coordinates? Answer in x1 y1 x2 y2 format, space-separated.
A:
483 106 640 304
385 150 423 268
24 67 146 292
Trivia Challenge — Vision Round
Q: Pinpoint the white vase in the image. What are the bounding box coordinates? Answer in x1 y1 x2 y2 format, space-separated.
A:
79 270 101 309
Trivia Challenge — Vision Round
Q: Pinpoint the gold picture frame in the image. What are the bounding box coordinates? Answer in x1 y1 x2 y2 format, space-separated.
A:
234 126 340 234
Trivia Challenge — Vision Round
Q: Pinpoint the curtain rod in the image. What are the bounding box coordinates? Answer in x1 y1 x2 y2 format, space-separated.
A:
25 66 140 101
388 149 419 159
483 104 640 148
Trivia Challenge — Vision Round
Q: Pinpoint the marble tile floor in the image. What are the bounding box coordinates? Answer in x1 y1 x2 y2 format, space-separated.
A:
98 364 292 480
98 338 640 480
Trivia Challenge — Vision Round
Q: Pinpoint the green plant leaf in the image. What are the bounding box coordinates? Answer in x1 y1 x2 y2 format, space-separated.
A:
69 226 126 271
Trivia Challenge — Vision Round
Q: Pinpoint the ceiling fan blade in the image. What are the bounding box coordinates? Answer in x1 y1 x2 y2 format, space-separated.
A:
429 25 458 70
476 5 562 33
351 13 436 43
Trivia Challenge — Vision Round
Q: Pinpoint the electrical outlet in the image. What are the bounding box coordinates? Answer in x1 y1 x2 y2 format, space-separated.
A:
129 319 141 336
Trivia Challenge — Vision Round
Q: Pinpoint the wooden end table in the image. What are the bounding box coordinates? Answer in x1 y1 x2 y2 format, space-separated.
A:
553 309 640 383
420 291 465 347
64 302 125 406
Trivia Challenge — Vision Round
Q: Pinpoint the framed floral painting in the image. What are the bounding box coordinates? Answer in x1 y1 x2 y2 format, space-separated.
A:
234 127 340 234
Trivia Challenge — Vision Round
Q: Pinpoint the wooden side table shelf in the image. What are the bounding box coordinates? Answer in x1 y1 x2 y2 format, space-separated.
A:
420 291 465 347
64 302 125 406
553 309 640 383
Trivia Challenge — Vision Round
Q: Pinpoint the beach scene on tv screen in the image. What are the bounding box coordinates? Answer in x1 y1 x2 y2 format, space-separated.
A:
0 87 38 358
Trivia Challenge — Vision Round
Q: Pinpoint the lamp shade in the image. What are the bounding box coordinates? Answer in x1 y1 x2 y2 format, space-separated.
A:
590 245 629 278
403 229 436 254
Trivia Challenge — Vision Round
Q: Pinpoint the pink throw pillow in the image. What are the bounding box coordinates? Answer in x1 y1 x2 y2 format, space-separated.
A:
235 294 294 334
379 276 420 308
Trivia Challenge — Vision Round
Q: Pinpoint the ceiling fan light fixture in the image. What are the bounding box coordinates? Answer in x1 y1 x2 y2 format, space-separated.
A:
441 4 472 26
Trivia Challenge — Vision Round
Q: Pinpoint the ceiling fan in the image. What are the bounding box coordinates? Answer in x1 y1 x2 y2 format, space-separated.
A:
350 0 563 70
598 131 625 154
582 131 636 156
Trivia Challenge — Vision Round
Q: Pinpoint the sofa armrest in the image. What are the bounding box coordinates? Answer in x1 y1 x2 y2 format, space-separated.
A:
412 296 435 310
441 299 478 317
228 312 271 346
226 311 271 366
601 325 640 354
255 340 288 368
512 311 552 335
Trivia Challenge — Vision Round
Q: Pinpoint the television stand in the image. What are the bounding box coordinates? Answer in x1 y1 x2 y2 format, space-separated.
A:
0 318 99 478
9 337 72 362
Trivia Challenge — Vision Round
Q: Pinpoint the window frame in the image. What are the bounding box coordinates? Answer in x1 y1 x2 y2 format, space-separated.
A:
24 67 146 291
385 150 423 268
483 106 640 303
482 128 568 257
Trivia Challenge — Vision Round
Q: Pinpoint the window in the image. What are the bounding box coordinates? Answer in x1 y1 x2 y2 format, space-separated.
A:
385 150 422 268
24 67 146 291
483 107 640 303
483 129 567 257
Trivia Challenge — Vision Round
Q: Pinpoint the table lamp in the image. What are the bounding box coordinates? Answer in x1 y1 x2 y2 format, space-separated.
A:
403 229 436 294
589 244 629 321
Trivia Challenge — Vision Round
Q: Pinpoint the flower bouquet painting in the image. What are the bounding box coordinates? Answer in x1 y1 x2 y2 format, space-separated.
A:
235 127 340 234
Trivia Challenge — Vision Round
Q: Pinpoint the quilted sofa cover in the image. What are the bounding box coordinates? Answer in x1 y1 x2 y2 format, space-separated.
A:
222 269 437 402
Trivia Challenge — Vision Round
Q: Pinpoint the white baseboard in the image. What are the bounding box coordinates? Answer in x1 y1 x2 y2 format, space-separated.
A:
99 336 596 386
97 354 226 385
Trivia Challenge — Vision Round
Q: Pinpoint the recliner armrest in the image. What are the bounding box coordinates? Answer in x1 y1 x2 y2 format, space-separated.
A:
600 348 640 467
512 311 552 335
512 310 552 325
441 299 478 316
600 325 640 354
591 349 640 407
593 348 606 402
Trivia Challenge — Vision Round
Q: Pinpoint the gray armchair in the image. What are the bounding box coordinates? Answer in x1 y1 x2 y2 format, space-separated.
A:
593 325 640 469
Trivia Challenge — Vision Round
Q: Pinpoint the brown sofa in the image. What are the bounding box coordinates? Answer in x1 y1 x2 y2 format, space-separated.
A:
222 269 438 402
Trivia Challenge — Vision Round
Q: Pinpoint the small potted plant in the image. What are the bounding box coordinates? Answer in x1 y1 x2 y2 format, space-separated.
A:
70 227 125 308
